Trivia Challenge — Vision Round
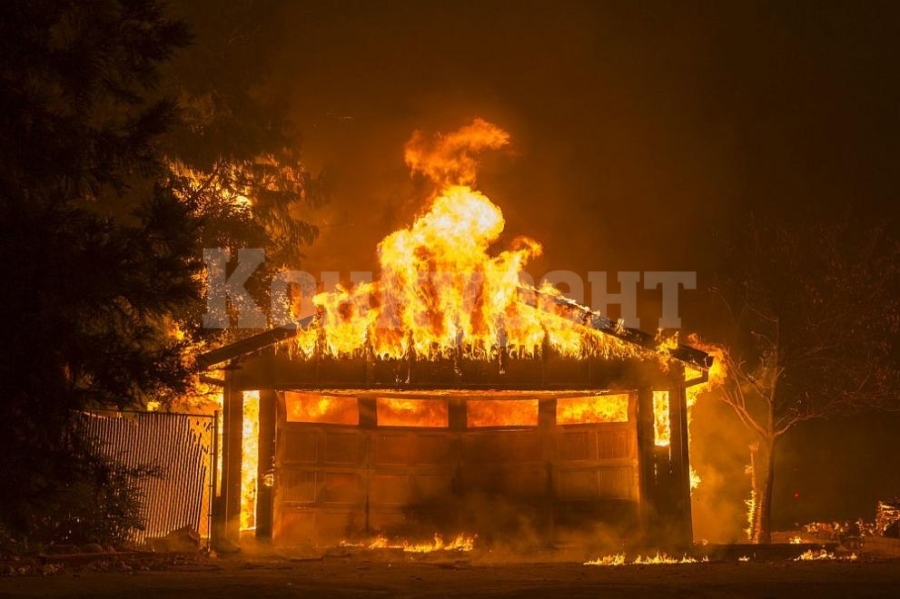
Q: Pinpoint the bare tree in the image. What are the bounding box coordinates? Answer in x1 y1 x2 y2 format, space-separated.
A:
704 214 899 543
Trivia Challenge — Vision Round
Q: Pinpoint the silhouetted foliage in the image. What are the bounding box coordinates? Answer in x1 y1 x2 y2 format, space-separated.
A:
162 0 329 339
0 0 197 541
0 0 328 544
24 432 161 547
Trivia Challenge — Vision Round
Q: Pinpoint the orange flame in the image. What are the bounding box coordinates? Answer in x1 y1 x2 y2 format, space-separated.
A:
682 334 729 492
466 399 539 428
652 390 671 447
241 390 260 531
294 120 648 362
404 117 509 187
376 398 449 428
794 549 857 561
585 552 703 566
340 533 476 553
285 392 358 425
556 394 629 425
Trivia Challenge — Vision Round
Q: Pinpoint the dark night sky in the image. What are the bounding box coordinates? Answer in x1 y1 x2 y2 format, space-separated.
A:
273 1 899 299
246 1 900 529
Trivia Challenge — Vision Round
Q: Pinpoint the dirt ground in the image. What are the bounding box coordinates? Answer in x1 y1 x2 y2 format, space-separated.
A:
1 555 899 599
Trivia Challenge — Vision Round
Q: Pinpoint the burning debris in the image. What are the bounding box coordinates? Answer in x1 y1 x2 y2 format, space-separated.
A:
584 553 627 566
339 533 476 553
793 549 858 562
876 499 900 537
801 520 874 542
584 552 705 566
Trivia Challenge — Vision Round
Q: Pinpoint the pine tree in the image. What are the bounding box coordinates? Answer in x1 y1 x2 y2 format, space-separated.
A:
0 0 197 537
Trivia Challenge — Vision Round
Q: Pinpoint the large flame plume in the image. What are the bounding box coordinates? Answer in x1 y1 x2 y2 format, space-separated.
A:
188 121 719 536
296 120 642 361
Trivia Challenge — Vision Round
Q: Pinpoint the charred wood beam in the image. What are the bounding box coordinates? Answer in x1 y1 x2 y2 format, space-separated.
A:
518 286 713 370
197 316 314 369
684 372 709 387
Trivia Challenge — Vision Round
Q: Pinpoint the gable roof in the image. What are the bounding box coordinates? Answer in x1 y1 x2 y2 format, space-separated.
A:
198 292 712 371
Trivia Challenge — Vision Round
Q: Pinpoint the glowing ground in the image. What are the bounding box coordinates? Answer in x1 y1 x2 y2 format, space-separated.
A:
2 557 899 598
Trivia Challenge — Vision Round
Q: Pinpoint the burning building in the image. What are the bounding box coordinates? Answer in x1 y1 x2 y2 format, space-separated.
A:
200 120 712 551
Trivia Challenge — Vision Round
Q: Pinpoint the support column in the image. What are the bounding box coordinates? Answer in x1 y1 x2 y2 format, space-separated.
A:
220 368 243 548
358 397 376 533
538 399 557 540
636 386 657 541
255 389 277 540
448 398 466 431
448 397 466 531
668 383 693 546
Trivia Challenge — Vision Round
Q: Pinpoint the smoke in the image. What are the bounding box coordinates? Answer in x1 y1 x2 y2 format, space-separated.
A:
689 390 756 543
389 491 639 562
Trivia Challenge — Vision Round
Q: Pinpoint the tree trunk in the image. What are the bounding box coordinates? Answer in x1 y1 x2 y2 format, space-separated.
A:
756 438 776 543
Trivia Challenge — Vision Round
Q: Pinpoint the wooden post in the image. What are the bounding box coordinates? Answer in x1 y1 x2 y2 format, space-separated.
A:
358 397 377 429
255 389 277 540
539 399 557 540
668 383 693 546
220 367 244 547
448 397 467 431
448 397 466 531
636 386 656 541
